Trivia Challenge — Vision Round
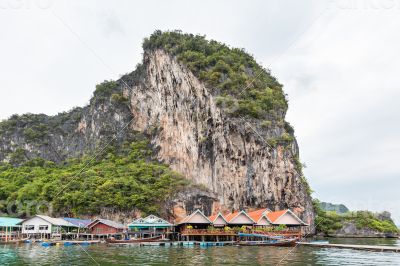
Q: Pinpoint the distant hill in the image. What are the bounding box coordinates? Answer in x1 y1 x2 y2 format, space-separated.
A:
319 202 349 214
314 200 398 236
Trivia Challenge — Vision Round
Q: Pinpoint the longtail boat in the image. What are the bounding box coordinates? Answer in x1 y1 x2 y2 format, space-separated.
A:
0 238 30 244
236 238 297 247
106 235 163 244
236 233 297 247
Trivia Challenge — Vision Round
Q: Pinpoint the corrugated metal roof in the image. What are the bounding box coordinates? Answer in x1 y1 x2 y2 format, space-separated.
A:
37 215 77 227
18 215 77 227
63 218 92 228
88 219 126 229
0 217 23 227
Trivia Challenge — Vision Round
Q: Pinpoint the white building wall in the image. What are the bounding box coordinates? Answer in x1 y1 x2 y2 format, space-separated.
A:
275 213 301 225
255 217 270 226
187 212 210 224
213 216 227 226
21 216 53 234
229 213 254 225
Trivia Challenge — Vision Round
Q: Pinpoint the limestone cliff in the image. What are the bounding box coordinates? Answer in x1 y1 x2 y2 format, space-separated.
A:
128 50 314 226
0 32 314 228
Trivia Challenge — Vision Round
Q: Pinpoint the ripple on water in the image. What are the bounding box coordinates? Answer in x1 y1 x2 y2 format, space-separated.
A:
1 243 399 265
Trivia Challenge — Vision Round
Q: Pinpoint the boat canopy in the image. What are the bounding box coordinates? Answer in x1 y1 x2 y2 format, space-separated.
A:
238 233 284 239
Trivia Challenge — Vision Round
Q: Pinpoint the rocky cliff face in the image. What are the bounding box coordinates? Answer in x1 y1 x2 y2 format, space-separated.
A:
330 222 397 238
128 50 314 225
0 48 314 227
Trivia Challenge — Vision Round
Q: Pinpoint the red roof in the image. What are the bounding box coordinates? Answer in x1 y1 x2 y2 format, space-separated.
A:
223 211 255 224
266 210 288 223
208 214 218 222
224 212 240 222
247 208 270 222
208 213 228 224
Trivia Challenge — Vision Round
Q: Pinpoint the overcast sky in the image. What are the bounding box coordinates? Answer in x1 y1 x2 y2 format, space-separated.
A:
1 0 399 223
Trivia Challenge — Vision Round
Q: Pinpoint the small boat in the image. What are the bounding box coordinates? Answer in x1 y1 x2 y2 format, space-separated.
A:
41 242 56 247
106 235 163 244
0 238 30 244
236 233 297 247
236 238 297 247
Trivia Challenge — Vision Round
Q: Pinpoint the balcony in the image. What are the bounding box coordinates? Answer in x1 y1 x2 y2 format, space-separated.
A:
181 229 238 236
181 228 302 237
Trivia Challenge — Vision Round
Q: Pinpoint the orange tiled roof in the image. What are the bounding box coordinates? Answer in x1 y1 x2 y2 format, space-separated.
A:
208 214 218 222
223 211 256 224
266 209 288 223
224 212 240 222
247 208 270 222
209 213 228 224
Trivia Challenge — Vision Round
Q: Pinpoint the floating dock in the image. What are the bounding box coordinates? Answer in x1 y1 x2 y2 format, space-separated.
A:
298 242 400 252
41 240 100 247
108 241 235 247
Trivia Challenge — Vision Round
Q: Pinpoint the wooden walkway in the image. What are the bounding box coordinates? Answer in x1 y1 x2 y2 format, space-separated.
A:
298 242 400 253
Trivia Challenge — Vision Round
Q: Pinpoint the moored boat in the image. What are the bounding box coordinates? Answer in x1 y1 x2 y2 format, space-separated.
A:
106 235 164 244
236 238 297 247
0 238 30 244
236 233 297 247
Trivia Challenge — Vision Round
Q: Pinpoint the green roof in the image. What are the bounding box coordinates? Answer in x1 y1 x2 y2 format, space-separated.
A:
128 215 172 228
0 217 23 227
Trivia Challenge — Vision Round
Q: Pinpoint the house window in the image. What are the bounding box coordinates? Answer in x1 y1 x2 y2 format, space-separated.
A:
25 225 34 231
96 228 102 233
39 225 49 231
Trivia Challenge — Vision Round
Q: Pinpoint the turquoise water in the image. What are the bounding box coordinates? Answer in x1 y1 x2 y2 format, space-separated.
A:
1 238 399 265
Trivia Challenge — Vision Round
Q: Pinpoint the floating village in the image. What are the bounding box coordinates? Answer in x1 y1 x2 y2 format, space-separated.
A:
0 208 307 247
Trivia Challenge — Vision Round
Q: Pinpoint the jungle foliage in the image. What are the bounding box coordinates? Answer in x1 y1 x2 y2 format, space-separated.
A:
0 140 190 217
143 30 288 119
313 199 398 235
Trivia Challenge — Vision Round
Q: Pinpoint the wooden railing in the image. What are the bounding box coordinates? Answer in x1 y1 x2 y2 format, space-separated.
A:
181 228 301 237
181 229 237 236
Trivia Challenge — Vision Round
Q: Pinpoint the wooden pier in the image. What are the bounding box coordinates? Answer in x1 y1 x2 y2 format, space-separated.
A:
298 242 400 253
108 241 236 247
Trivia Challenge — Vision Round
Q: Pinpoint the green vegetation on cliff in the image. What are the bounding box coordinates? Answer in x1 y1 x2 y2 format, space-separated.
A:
313 200 398 235
319 201 349 214
0 31 306 220
143 30 287 119
94 80 118 97
0 139 190 217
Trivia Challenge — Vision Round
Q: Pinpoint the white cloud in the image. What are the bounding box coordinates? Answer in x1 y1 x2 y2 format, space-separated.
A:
275 8 400 222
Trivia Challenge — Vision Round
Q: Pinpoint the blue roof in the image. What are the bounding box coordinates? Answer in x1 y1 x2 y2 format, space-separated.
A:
63 218 92 228
0 217 23 227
